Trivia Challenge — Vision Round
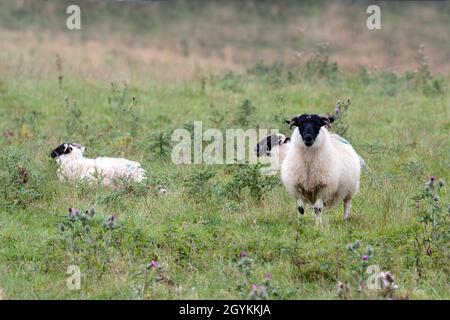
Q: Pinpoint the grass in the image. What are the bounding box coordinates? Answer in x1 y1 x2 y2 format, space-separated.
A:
0 0 449 300
0 57 448 299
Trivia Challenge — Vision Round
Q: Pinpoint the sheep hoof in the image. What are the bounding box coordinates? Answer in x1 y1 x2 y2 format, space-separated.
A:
297 206 305 215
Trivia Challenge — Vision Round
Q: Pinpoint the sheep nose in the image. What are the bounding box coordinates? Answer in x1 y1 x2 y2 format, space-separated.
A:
304 135 313 143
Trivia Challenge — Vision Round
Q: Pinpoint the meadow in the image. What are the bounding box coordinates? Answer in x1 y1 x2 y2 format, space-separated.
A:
0 0 449 299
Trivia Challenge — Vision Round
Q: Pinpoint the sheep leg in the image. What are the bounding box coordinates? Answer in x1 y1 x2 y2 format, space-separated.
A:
313 199 323 224
297 199 305 215
343 197 352 220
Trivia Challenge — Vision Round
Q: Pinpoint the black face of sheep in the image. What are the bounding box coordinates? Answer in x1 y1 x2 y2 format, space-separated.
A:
286 114 334 147
50 143 73 158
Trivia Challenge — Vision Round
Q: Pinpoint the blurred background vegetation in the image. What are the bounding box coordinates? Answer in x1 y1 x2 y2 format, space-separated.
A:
1 0 450 82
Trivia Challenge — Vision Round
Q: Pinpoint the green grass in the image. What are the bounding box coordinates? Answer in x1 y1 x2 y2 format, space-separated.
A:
0 60 448 299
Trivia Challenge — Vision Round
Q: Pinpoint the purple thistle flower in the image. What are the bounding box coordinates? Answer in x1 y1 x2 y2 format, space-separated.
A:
69 207 81 215
67 208 81 221
362 255 369 261
430 176 436 182
251 284 258 291
147 260 160 269
103 214 117 229
240 251 247 258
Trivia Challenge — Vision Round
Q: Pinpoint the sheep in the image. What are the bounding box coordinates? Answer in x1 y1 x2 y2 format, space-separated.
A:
280 114 361 221
255 133 290 173
50 143 146 187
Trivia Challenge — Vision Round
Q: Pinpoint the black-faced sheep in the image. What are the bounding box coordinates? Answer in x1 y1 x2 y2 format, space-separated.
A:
255 133 291 173
50 143 146 186
280 114 361 221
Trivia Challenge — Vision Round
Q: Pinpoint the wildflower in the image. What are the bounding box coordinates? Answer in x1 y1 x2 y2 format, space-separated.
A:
80 212 90 221
362 255 369 261
67 208 81 221
103 214 116 229
337 281 351 299
249 284 268 300
366 245 374 257
147 260 160 269
240 251 247 258
378 271 398 292
87 208 96 216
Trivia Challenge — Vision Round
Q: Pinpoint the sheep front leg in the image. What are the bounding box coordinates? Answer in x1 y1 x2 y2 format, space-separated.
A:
343 197 352 220
313 198 323 224
297 199 305 215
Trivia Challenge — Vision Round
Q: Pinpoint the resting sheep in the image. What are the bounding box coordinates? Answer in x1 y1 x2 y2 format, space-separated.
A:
50 143 146 187
280 114 361 221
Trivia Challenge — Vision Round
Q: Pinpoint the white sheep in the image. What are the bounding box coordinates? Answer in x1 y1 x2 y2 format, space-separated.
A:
50 143 146 187
255 133 290 174
280 114 361 221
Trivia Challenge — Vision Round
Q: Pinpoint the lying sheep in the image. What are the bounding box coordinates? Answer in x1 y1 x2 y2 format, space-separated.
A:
50 143 146 186
280 114 361 221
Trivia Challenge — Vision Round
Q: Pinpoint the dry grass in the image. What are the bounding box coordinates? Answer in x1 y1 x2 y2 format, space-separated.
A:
1 1 449 82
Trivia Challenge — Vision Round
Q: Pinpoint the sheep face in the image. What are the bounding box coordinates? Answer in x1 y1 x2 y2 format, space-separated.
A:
255 134 290 157
286 114 334 148
50 143 86 159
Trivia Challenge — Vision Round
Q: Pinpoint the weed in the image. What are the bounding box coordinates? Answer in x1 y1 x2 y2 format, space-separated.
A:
58 207 123 278
183 168 216 201
235 98 256 127
330 98 351 137
412 176 448 275
148 131 172 158
217 164 280 201
0 147 41 209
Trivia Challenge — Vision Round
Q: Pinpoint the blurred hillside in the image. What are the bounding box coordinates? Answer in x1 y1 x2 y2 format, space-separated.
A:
1 0 450 81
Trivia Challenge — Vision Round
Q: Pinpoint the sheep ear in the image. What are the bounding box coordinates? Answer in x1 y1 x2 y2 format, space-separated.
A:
321 116 334 127
286 117 299 129
63 143 69 152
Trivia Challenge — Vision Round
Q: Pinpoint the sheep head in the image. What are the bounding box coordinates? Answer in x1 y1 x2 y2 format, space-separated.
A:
50 143 86 159
285 114 334 147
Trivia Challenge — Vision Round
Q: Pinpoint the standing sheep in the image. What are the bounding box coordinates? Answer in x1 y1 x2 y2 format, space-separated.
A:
280 114 361 221
50 143 146 187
